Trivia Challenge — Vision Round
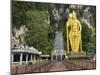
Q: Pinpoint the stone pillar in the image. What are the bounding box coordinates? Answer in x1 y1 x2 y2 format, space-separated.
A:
19 53 23 65
30 54 33 62
12 53 14 62
37 55 39 63
33 55 36 64
26 54 28 64
40 55 41 62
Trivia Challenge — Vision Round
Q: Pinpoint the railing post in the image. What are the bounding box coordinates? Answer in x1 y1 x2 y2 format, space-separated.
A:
16 66 17 74
19 53 23 65
25 64 27 73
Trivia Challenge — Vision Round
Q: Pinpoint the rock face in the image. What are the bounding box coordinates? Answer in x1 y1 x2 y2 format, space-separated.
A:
48 4 68 31
49 4 67 61
49 4 96 31
12 25 28 47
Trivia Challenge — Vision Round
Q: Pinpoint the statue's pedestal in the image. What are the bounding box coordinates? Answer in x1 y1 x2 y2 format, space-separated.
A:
51 50 66 61
67 51 89 59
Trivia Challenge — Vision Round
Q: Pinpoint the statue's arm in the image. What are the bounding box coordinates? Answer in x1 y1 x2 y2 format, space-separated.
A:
66 20 70 28
66 20 70 52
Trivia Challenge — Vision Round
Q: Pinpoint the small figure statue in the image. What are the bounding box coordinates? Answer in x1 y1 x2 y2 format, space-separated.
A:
66 10 83 53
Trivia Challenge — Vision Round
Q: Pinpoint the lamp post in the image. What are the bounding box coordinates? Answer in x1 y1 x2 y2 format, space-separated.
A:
38 51 42 72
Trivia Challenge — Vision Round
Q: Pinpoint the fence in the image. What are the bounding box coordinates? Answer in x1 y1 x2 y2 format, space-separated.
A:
11 60 52 75
63 59 96 70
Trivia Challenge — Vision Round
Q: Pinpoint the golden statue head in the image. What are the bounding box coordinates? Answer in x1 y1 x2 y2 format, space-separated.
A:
72 10 77 19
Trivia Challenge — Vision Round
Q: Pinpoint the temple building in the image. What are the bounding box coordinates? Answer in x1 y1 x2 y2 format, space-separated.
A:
11 46 42 66
11 26 42 67
11 26 50 67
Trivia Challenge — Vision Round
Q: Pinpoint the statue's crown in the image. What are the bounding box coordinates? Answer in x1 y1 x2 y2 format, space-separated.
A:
72 10 77 18
72 10 76 16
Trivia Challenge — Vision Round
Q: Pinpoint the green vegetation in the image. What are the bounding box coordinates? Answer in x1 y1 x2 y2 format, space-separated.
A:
82 22 96 53
25 10 53 54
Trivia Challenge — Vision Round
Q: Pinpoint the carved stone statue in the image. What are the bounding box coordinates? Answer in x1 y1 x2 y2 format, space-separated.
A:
66 10 83 53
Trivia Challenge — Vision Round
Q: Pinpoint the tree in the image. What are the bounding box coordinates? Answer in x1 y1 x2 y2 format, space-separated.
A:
82 22 92 52
25 10 53 54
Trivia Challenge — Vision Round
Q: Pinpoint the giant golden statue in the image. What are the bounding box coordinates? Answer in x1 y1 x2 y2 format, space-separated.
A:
66 10 83 53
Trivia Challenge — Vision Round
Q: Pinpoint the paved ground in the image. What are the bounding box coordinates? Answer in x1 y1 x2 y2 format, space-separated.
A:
48 61 67 72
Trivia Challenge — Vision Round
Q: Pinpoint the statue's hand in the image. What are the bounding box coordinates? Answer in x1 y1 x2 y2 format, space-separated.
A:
67 51 70 53
78 31 81 33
